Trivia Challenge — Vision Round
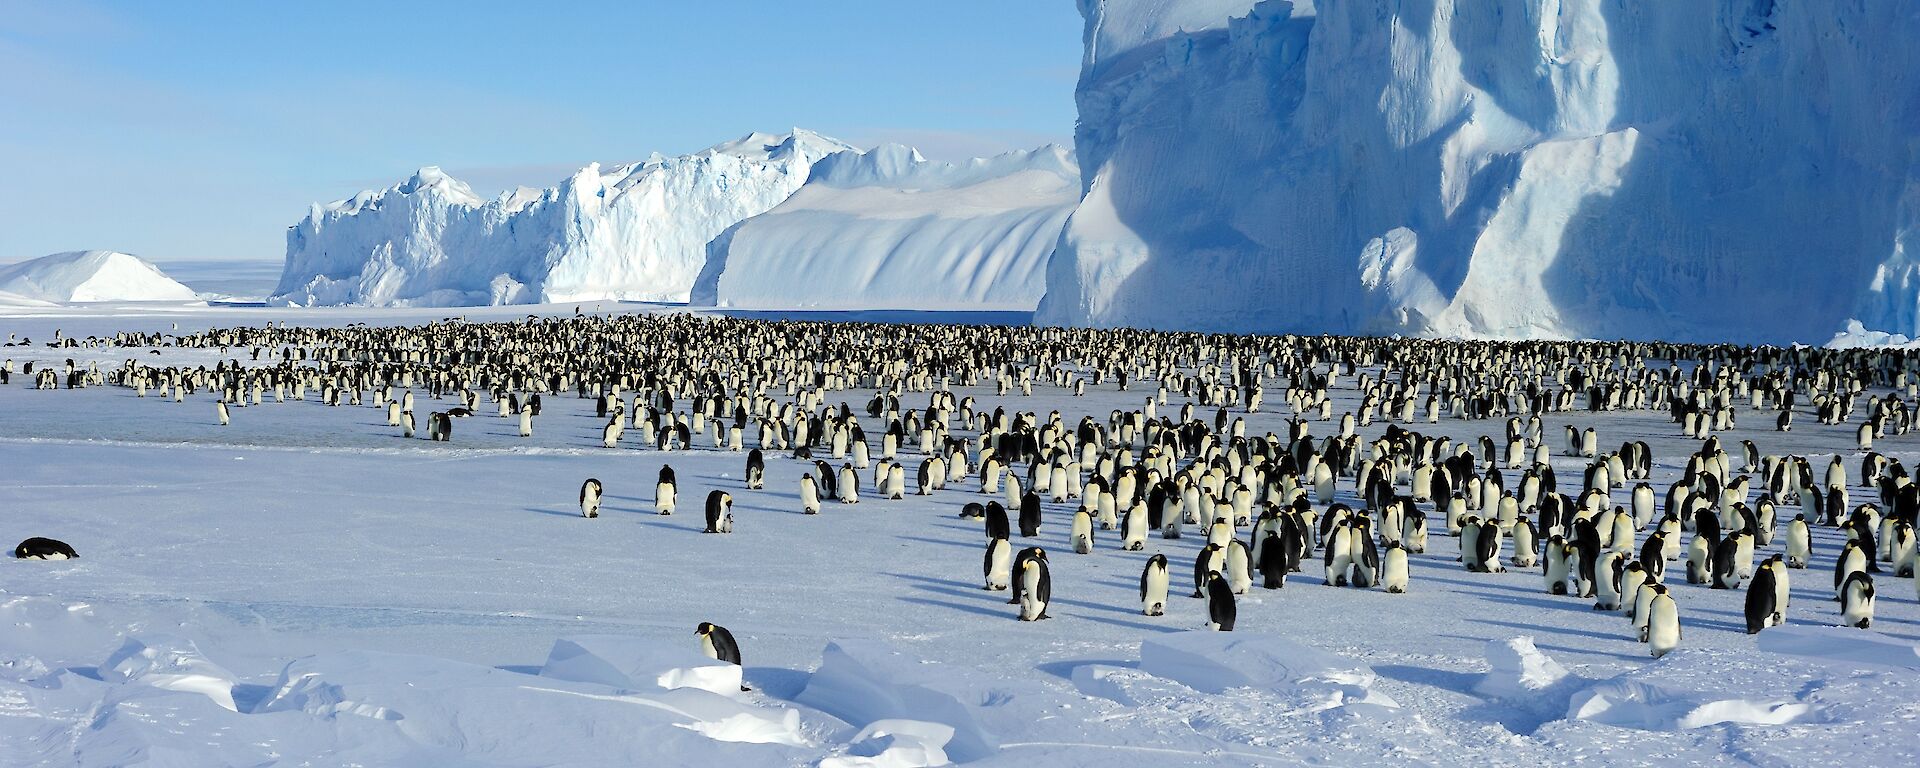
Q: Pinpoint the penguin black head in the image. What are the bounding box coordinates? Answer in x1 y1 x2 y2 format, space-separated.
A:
696 622 716 636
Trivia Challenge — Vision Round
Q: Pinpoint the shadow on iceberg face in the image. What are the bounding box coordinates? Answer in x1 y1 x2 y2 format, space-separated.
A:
1538 0 1915 345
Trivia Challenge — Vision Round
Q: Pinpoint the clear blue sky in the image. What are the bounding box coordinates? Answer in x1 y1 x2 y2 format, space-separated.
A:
0 1 1082 264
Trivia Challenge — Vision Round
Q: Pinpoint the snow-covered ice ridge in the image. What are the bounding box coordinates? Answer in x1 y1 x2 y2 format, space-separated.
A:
692 143 1077 311
272 130 856 308
0 251 200 306
1038 0 1920 344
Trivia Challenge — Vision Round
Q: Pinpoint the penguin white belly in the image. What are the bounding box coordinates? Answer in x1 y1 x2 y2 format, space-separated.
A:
1647 596 1680 658
1142 568 1169 615
1382 547 1410 594
1019 570 1046 621
1122 507 1147 551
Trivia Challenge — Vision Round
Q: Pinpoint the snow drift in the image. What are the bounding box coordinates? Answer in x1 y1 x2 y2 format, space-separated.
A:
1037 0 1920 344
271 130 854 307
691 144 1076 311
0 251 199 304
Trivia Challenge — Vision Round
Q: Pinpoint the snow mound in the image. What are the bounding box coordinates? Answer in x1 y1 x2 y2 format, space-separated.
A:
1567 679 1813 731
794 640 993 762
255 651 811 761
1563 650 1820 731
0 251 199 304
272 129 856 307
1038 0 1920 344
1474 636 1577 705
691 144 1077 311
101 636 239 712
1756 626 1920 670
1137 631 1398 712
818 719 955 768
539 634 743 695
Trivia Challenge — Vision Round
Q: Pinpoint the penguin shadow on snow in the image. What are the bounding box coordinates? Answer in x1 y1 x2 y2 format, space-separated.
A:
894 534 980 551
888 572 1174 632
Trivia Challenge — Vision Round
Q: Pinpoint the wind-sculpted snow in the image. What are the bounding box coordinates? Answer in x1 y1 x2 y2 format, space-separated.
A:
1039 0 1920 343
272 130 855 307
691 144 1075 311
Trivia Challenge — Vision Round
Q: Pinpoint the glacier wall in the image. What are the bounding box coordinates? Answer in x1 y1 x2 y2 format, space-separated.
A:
1037 0 1920 343
272 131 854 307
691 144 1076 311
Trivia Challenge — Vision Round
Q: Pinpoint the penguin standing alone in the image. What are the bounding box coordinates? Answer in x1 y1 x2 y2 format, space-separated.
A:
656 466 678 515
704 491 733 533
580 478 603 518
1140 554 1170 616
1205 571 1236 631
695 622 751 692
1017 549 1052 621
984 537 1012 591
800 473 820 515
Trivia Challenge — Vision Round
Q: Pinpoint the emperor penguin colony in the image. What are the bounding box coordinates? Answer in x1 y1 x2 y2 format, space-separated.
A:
5 311 1920 764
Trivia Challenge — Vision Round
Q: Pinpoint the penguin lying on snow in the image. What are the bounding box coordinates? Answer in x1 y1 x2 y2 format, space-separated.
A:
695 622 751 691
15 537 77 560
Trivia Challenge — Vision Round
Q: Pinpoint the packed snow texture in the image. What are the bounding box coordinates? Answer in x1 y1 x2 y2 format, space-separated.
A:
1037 0 1920 343
272 130 855 307
4 303 1920 765
0 251 200 304
691 144 1076 311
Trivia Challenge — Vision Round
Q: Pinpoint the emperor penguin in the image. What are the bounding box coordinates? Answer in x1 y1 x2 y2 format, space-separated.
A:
745 449 765 490
1205 571 1237 631
839 463 861 503
1403 512 1429 554
1121 502 1148 551
1544 537 1572 595
1140 554 1170 615
1631 578 1661 640
580 478 603 518
1619 561 1649 617
1382 541 1410 593
14 537 77 560
1685 534 1713 584
1224 539 1253 594
1710 534 1745 589
1840 571 1876 629
1017 551 1052 621
216 399 230 426
1473 519 1506 574
1348 520 1381 587
1593 549 1624 610
1071 508 1095 554
1889 521 1916 578
1647 586 1681 658
885 462 907 500
1834 540 1869 600
1511 518 1539 568
985 502 1011 540
1459 516 1483 570
1019 492 1043 537
984 537 1012 591
1744 563 1781 633
1328 526 1359 583
656 466 678 516
800 473 821 515
695 622 751 692
704 491 733 533
1195 544 1227 597
1257 530 1290 589
1009 547 1048 607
